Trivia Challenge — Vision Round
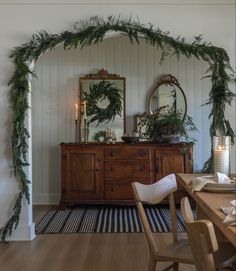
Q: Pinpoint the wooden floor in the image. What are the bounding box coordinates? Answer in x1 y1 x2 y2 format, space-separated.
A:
0 206 196 271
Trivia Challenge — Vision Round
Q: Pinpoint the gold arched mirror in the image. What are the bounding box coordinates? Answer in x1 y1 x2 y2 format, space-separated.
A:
148 74 187 120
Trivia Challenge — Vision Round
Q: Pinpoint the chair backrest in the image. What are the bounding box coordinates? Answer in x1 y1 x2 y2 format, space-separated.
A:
181 197 195 223
132 174 178 255
181 197 218 271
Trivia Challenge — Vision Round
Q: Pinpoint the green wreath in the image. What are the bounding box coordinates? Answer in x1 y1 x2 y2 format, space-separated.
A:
83 80 123 125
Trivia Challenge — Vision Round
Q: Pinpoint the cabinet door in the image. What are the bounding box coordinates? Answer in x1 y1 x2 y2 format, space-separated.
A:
155 148 187 180
61 149 102 201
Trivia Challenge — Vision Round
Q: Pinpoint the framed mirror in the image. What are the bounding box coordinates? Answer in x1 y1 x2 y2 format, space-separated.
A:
148 74 187 120
79 69 126 142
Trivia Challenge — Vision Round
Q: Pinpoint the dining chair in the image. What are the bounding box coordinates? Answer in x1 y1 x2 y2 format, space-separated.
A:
181 197 236 271
132 174 194 271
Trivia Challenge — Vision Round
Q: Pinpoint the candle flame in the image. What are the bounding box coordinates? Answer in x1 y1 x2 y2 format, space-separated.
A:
75 103 78 108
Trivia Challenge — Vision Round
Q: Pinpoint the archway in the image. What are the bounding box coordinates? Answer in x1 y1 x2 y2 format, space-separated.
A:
1 16 234 241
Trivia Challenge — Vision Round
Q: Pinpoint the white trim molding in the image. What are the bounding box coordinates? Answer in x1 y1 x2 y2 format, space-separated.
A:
6 223 35 241
0 0 235 5
33 193 60 205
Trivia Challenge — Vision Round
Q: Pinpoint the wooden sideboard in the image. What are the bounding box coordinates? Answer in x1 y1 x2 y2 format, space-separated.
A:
60 142 193 207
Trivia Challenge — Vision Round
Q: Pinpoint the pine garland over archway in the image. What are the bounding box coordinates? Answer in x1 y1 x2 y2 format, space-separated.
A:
0 16 235 241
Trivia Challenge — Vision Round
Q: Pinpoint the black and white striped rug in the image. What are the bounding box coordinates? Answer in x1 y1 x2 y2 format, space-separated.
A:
36 205 187 234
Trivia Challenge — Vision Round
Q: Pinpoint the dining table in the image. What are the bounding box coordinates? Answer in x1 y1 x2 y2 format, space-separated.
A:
176 173 236 248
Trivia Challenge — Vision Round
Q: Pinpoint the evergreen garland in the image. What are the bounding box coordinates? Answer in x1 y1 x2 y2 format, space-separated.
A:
1 15 235 241
83 80 123 125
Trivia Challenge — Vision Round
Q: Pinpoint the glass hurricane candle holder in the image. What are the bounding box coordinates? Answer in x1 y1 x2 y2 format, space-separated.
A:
213 136 231 175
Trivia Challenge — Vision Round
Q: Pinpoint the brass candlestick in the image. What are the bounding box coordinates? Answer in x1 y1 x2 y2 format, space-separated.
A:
84 119 89 142
75 119 78 142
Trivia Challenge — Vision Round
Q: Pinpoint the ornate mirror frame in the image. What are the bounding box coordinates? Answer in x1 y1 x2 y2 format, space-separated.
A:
79 69 126 142
148 74 187 120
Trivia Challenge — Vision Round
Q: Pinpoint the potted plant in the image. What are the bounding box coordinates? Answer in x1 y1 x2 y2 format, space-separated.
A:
139 106 198 143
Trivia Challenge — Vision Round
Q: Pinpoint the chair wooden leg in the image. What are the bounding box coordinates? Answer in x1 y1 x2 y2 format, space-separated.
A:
148 256 156 271
173 263 179 271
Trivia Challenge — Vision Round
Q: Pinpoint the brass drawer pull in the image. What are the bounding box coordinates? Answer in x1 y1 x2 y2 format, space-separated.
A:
111 184 116 192
109 152 114 157
138 152 144 157
110 167 114 172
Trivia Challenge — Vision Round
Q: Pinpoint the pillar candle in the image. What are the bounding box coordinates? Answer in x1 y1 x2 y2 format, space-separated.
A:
213 147 230 175
75 103 78 120
83 101 87 119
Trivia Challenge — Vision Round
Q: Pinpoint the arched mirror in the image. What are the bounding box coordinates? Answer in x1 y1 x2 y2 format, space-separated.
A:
148 74 187 120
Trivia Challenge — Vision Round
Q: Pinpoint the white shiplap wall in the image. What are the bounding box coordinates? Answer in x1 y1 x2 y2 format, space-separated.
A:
32 36 211 204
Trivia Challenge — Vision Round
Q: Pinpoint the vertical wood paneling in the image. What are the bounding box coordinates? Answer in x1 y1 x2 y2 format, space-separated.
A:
193 58 203 171
32 36 216 204
201 62 211 166
137 40 146 114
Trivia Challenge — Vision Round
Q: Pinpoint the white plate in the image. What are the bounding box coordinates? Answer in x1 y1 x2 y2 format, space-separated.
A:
205 181 236 188
203 187 236 193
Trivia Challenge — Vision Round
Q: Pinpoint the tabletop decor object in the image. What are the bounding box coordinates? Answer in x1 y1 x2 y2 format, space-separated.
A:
213 136 231 175
75 103 79 142
138 105 197 143
121 133 140 144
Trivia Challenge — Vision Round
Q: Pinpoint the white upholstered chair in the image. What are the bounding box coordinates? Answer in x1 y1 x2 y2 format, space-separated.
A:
132 174 194 271
181 197 236 271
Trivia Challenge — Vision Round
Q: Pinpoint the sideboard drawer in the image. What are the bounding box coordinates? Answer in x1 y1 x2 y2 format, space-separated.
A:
104 161 150 178
105 179 149 200
105 148 150 160
105 182 133 200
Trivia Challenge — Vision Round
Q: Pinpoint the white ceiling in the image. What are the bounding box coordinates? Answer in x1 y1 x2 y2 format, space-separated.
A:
0 0 235 4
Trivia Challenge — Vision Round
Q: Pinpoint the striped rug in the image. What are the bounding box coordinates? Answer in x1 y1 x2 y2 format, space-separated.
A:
36 205 188 234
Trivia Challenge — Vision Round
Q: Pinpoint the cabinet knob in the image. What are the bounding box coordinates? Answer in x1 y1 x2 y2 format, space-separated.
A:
110 167 114 172
111 184 116 192
156 166 159 172
109 152 114 157
139 151 144 157
140 167 144 171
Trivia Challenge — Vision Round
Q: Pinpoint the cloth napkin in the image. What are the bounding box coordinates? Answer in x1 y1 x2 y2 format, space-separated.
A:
190 172 230 192
221 200 236 225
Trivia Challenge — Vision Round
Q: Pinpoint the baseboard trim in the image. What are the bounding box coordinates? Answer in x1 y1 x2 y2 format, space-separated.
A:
33 193 60 205
6 223 36 241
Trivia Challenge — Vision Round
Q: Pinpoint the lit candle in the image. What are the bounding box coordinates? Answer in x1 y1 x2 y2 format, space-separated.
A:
213 145 230 175
83 101 87 119
75 103 78 120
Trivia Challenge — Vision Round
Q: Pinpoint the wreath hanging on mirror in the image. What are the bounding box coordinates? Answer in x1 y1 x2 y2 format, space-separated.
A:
83 80 123 125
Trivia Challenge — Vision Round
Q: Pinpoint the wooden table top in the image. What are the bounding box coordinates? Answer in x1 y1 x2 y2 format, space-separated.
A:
176 173 236 247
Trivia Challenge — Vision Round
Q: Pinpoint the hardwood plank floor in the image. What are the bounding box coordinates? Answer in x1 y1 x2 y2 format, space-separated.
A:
0 233 195 271
0 206 195 271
